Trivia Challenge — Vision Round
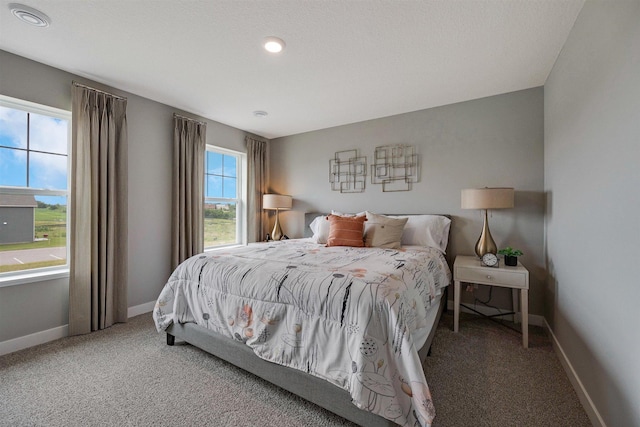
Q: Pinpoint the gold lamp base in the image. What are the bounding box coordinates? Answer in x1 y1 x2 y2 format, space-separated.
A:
271 208 284 240
475 209 497 257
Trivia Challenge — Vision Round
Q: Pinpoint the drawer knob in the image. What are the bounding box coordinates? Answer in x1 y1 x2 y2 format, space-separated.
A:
486 275 492 279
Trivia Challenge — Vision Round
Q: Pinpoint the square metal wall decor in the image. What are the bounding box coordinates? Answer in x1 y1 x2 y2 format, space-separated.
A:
329 149 367 193
371 144 420 192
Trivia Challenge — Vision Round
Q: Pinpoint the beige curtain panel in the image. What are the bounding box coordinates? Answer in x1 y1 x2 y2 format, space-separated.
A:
246 135 267 243
69 83 128 336
171 115 206 270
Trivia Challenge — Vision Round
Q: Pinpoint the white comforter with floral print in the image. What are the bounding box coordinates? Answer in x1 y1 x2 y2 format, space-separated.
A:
153 239 450 427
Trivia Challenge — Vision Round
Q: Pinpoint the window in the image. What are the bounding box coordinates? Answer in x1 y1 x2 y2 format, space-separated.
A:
204 146 246 248
0 95 70 280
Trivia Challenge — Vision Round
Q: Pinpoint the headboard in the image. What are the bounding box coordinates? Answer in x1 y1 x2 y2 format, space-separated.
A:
303 212 454 265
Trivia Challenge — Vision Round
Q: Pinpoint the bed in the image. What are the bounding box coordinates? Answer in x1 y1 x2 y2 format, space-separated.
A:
153 212 452 427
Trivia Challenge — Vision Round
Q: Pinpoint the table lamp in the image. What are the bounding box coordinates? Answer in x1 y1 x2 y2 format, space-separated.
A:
461 187 514 257
263 194 292 240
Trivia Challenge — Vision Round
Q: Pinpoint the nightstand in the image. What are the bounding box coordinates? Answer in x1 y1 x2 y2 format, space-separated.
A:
453 255 530 348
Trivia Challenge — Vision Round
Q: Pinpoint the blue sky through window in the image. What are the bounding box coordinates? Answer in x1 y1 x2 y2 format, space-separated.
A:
29 152 68 190
206 175 222 198
0 106 27 149
223 154 236 177
223 177 236 198
207 151 222 175
30 113 68 155
205 151 237 199
0 147 27 186
0 105 68 195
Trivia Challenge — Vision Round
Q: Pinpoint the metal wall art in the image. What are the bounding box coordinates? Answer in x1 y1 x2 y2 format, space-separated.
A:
371 144 420 192
329 149 367 193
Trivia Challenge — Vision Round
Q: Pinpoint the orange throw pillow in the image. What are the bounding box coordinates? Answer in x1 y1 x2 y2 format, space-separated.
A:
326 214 367 247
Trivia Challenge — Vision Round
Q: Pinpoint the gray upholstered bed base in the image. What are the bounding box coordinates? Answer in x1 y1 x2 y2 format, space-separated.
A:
166 293 445 427
165 212 452 427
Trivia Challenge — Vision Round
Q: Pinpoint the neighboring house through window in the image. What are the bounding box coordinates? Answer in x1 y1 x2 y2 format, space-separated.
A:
0 194 37 244
204 145 246 248
0 95 70 280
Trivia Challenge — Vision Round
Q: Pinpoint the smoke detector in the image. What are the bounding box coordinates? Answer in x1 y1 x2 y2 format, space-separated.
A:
9 3 50 27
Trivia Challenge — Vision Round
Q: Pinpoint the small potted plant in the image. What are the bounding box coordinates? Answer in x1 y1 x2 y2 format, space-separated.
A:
498 247 523 266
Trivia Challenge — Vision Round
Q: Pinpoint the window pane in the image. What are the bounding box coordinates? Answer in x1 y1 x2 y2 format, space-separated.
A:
204 202 237 247
206 175 222 198
207 151 222 175
0 147 27 187
29 113 68 155
203 147 243 248
0 195 67 273
29 152 68 190
0 106 27 149
0 98 70 278
223 155 237 178
223 177 237 198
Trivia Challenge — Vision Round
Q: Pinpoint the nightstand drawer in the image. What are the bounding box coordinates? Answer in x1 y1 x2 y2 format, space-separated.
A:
455 266 527 288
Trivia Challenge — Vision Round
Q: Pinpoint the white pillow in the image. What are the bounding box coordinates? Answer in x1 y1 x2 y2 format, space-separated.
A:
364 212 408 249
331 210 366 217
389 214 451 252
309 215 330 244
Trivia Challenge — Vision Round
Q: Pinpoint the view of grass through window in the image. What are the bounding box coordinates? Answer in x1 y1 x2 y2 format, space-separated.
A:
0 199 67 273
204 202 236 247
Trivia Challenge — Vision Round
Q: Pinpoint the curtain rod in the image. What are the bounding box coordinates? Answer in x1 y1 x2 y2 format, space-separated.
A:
72 81 127 101
173 113 206 126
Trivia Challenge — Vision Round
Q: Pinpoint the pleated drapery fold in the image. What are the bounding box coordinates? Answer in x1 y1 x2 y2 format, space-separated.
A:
69 83 128 336
171 115 206 270
246 135 267 243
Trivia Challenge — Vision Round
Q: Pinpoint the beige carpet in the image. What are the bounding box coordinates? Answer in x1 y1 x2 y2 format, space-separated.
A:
0 312 590 427
424 313 590 426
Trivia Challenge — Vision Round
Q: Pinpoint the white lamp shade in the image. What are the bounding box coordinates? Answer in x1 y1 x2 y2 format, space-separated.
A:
263 194 292 210
461 188 514 210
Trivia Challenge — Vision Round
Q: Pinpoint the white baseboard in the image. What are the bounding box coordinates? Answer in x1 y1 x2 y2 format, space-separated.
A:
0 324 68 357
544 319 606 427
0 300 156 357
127 300 156 318
446 300 545 327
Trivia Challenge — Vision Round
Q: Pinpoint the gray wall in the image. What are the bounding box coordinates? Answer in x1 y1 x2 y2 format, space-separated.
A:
0 50 248 342
270 87 545 315
544 2 640 426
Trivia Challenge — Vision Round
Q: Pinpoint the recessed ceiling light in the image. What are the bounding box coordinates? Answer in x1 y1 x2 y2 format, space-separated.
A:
263 37 285 53
253 111 268 118
9 3 50 27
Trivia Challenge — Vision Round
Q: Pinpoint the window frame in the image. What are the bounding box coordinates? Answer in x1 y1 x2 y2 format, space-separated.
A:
0 94 71 287
203 145 247 250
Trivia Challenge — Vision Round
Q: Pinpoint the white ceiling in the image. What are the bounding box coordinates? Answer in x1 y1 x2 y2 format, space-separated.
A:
0 0 584 139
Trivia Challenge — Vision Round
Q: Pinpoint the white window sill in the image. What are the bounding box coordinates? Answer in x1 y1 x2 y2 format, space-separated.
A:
204 243 244 252
0 268 70 288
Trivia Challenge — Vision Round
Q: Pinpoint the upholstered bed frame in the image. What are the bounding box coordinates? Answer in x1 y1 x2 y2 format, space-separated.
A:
165 213 452 427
